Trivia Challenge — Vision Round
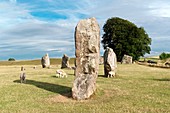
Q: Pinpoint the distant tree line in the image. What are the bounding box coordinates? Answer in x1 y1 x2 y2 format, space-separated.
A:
159 52 170 60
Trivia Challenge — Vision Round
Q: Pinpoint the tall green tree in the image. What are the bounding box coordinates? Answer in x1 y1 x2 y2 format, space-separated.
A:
102 17 151 61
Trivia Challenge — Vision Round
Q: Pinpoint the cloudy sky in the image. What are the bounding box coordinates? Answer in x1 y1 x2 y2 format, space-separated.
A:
0 0 170 60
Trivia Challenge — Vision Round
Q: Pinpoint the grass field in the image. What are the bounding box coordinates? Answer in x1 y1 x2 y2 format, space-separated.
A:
0 59 170 113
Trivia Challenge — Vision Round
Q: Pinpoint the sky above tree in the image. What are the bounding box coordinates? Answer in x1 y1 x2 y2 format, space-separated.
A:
0 0 170 60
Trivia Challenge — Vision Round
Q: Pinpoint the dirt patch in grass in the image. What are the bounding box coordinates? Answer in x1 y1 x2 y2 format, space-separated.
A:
46 88 128 103
47 93 92 103
46 92 75 103
48 94 72 103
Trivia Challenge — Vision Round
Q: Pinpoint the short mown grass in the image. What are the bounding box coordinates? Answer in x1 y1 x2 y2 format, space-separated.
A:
0 59 169 113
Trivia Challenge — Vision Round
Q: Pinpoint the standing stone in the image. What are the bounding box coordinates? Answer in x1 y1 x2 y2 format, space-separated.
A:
21 66 25 71
164 58 170 67
41 53 50 68
121 54 133 64
72 17 100 100
99 56 104 65
104 47 117 77
61 54 70 69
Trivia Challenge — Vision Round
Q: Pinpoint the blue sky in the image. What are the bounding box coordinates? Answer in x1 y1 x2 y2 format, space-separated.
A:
0 0 170 60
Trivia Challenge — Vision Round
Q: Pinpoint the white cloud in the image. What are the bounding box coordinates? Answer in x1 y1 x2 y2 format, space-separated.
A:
1 0 170 59
149 1 170 17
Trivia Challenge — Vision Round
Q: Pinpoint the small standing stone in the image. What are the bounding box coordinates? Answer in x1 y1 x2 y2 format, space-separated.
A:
20 72 26 83
41 53 50 68
121 54 133 64
99 56 104 65
21 66 25 71
72 17 100 100
164 58 170 66
61 54 70 69
104 47 117 77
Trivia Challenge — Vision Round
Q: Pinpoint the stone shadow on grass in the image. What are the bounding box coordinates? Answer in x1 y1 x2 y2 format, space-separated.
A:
51 75 57 78
98 74 119 78
13 79 72 98
153 78 170 81
98 75 106 78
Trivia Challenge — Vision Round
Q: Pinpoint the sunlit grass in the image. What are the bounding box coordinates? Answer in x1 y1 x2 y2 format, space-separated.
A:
0 59 169 113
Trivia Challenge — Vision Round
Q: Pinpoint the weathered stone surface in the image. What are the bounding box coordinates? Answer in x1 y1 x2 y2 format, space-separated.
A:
104 47 117 77
121 55 133 64
61 54 70 69
72 17 100 100
41 53 50 68
20 72 26 83
164 58 170 67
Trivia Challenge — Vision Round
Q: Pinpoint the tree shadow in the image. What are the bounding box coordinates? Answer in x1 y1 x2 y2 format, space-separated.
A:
13 79 72 98
153 78 170 81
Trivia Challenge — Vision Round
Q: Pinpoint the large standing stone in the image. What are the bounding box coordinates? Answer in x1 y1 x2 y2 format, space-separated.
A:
61 54 70 69
41 53 50 68
72 17 100 100
104 47 117 77
121 54 133 64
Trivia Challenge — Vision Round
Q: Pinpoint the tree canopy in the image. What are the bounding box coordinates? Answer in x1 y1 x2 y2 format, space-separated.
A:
159 52 170 60
102 17 151 61
8 58 15 61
